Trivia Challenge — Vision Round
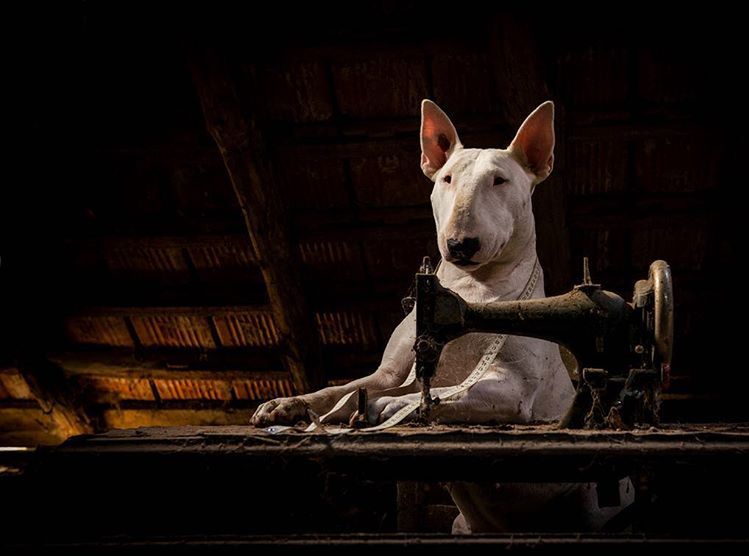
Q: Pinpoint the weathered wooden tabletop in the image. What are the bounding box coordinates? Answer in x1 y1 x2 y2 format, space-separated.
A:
25 422 748 482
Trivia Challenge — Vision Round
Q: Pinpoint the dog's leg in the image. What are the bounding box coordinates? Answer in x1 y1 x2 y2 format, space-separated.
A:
430 374 537 424
368 368 539 425
448 482 592 533
251 310 417 426
448 477 635 533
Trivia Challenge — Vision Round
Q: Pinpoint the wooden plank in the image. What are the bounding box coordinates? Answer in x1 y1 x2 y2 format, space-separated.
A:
567 192 713 229
6 535 747 551
568 119 710 138
100 399 259 411
396 481 425 532
0 370 34 400
77 227 436 264
16 358 97 439
65 306 381 351
49 350 285 379
431 51 496 116
555 47 630 110
102 408 251 428
190 51 324 393
80 374 295 405
256 60 333 123
565 136 628 194
49 348 380 381
50 424 749 482
64 231 425 309
331 56 428 119
0 407 62 446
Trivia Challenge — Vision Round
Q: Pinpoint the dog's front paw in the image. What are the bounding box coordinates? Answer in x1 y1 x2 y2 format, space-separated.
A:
251 397 309 427
367 394 419 424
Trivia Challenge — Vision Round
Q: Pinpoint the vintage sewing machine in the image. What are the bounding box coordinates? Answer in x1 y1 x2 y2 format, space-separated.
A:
412 258 673 429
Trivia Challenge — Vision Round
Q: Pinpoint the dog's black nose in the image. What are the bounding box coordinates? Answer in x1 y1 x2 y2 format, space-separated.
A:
447 237 480 260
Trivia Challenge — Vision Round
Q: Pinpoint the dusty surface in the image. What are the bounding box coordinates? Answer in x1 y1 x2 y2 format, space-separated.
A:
21 422 748 495
94 421 749 440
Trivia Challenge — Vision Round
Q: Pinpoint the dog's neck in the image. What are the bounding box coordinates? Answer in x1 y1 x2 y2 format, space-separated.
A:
436 221 541 304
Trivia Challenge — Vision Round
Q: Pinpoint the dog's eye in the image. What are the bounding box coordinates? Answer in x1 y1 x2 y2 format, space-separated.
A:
443 175 452 184
493 176 508 186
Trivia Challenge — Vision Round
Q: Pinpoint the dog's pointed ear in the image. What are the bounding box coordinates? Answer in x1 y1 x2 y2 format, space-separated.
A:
509 101 555 185
420 99 462 180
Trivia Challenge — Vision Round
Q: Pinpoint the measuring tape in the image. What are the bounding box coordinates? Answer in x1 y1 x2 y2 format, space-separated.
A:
301 258 541 434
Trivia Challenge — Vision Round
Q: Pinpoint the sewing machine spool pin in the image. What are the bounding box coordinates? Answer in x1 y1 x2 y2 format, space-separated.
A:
582 256 593 286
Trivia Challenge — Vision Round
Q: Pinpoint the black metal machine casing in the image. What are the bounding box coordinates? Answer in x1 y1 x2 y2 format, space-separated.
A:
413 260 673 429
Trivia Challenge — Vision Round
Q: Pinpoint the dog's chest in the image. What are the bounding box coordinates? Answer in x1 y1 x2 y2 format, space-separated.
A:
433 333 500 386
432 332 540 387
430 269 543 387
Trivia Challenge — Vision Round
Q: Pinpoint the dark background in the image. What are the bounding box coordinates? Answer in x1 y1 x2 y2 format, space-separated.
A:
1 2 745 444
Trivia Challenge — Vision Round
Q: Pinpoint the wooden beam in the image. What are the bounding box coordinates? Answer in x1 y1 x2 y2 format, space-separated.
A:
66 298 394 317
99 399 260 411
88 224 435 254
0 407 65 446
66 301 393 319
49 348 281 377
102 407 252 429
49 424 749 482
64 304 382 354
189 51 323 393
16 357 98 438
49 349 380 381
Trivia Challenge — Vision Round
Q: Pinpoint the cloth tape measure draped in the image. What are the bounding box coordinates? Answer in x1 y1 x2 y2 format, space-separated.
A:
290 259 540 435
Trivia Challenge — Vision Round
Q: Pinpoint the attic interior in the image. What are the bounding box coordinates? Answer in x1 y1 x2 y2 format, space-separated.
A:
1 2 747 552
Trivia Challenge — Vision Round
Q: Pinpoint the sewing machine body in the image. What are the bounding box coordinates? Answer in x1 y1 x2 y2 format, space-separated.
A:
414 259 673 429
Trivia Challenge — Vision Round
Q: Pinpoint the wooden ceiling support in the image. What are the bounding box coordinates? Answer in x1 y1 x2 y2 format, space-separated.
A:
16 357 97 439
190 51 324 394
48 349 379 382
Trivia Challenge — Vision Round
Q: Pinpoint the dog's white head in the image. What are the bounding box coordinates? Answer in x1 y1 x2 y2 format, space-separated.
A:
421 100 555 272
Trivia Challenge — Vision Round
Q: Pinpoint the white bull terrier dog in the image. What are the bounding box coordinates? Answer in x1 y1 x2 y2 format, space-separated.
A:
252 100 633 533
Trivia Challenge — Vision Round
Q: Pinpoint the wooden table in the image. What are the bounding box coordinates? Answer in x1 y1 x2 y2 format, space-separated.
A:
3 423 748 552
30 422 749 481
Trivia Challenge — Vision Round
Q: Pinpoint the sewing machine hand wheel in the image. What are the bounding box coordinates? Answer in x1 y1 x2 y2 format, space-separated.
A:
636 260 673 383
653 261 674 367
